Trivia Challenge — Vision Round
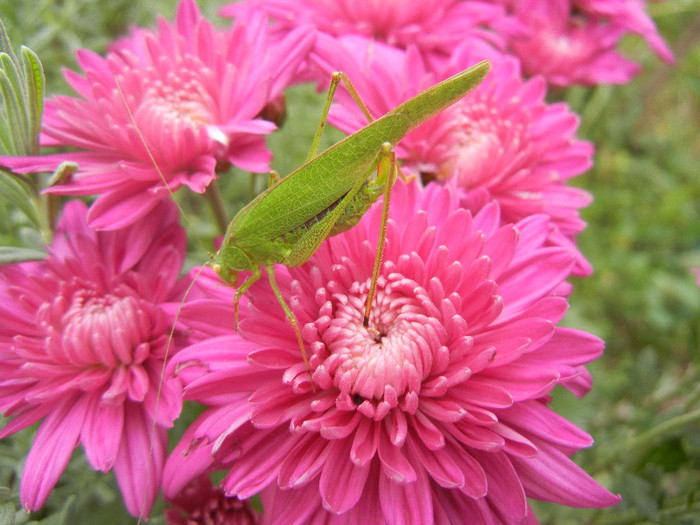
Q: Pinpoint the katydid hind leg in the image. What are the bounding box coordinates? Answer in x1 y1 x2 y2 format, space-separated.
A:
364 149 398 328
306 72 342 162
337 72 374 124
306 71 376 162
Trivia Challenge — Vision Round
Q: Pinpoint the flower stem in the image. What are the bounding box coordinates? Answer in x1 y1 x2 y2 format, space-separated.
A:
33 194 53 244
204 180 229 235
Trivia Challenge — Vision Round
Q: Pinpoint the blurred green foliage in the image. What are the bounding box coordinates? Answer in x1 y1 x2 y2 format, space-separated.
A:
538 2 700 523
0 0 699 523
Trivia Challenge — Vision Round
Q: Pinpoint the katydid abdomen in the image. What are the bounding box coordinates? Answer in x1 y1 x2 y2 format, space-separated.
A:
216 60 489 261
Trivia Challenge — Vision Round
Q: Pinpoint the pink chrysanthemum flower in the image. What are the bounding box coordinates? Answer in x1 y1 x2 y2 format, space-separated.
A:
311 36 594 276
0 0 314 230
165 474 260 525
222 0 519 71
488 0 674 86
0 199 187 517
163 181 619 523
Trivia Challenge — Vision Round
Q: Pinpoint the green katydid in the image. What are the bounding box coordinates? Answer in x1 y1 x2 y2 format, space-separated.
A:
209 60 490 382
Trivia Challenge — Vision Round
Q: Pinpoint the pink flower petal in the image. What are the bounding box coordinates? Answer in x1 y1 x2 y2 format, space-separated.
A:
81 393 124 472
113 404 166 518
511 436 621 508
20 396 87 511
320 439 371 513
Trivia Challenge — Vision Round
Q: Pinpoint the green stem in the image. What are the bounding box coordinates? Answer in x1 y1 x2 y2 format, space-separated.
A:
204 180 229 235
34 194 53 244
248 171 258 201
578 84 613 139
632 408 700 451
601 409 700 467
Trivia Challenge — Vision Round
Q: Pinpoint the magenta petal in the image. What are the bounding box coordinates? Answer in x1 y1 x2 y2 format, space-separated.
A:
350 418 378 465
113 404 166 519
377 428 417 483
20 396 87 511
260 482 322 525
81 393 124 472
432 485 496 525
479 364 559 401
250 381 314 428
498 400 593 450
222 427 296 498
498 248 575 315
511 437 621 508
475 451 529 522
406 438 464 489
0 403 55 439
444 440 487 498
379 464 433 525
162 412 220 498
0 153 71 174
319 439 370 514
88 187 164 230
560 366 593 398
534 327 604 366
279 434 332 488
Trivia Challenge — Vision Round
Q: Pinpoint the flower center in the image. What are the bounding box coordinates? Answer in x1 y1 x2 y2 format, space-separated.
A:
142 67 215 126
441 101 529 190
318 273 446 415
38 283 159 369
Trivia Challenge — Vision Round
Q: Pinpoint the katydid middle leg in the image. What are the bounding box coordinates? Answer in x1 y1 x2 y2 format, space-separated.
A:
264 265 315 391
232 266 261 331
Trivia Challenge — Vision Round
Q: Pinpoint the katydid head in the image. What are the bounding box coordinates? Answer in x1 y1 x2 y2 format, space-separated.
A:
211 242 253 287
211 262 240 288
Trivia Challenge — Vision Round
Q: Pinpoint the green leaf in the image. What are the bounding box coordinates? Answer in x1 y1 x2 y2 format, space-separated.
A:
0 68 19 155
0 246 46 264
0 501 14 525
0 486 13 525
0 52 26 125
0 18 44 156
20 47 44 153
0 19 18 64
0 172 39 227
